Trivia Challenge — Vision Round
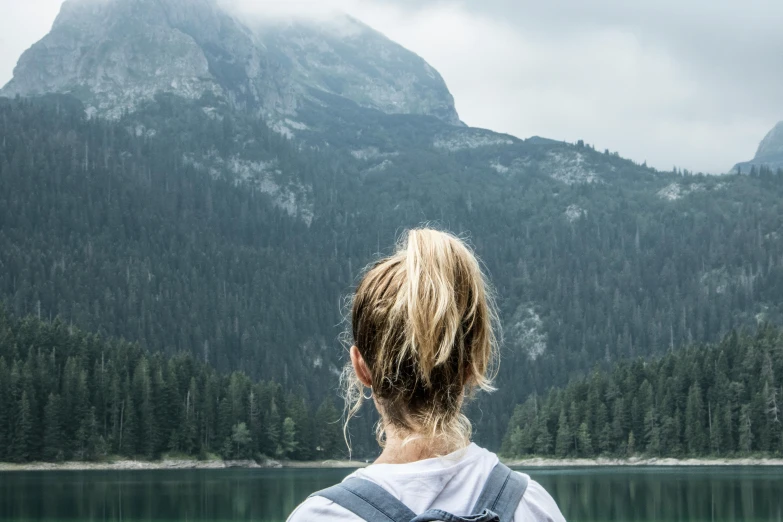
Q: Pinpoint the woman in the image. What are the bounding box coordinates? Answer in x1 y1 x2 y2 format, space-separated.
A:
289 229 565 522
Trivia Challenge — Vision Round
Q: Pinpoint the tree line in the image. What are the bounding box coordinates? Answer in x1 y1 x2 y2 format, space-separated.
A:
0 305 343 463
502 326 783 458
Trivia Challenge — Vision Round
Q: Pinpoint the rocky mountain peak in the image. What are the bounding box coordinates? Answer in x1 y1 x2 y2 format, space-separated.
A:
2 0 460 127
755 121 783 160
734 120 783 174
249 15 461 126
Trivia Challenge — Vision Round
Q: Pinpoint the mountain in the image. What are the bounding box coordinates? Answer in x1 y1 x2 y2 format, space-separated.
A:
1 0 460 127
734 121 783 173
3 0 783 452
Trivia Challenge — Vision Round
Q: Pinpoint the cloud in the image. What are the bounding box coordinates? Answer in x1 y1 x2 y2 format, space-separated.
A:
0 0 64 91
219 0 346 21
442 0 783 171
2 0 781 173
218 0 782 172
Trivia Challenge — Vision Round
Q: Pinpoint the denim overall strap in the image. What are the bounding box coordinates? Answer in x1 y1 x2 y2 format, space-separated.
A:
411 508 501 522
469 463 529 522
310 477 416 522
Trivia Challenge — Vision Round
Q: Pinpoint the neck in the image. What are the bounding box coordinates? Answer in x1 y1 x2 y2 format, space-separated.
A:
374 427 468 465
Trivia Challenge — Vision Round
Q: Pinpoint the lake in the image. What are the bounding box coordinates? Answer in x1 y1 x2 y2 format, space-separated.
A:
1 467 781 521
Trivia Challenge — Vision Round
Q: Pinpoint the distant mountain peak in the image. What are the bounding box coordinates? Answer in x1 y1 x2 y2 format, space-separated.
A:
2 0 460 127
756 121 783 159
734 120 783 174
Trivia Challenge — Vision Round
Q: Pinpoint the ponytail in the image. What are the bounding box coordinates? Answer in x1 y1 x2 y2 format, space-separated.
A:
343 228 498 453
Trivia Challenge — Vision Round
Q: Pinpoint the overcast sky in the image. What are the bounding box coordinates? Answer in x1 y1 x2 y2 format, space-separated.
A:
2 0 782 173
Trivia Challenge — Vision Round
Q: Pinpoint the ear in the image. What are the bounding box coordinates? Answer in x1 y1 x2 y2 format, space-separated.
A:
350 345 373 388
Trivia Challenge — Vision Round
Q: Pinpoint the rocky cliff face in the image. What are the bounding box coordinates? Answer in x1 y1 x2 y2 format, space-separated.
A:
2 0 228 118
253 17 461 126
756 122 783 160
734 121 783 173
2 0 460 126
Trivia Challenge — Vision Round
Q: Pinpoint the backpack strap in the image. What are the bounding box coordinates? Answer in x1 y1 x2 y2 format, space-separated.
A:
470 463 529 522
311 463 528 522
310 477 416 522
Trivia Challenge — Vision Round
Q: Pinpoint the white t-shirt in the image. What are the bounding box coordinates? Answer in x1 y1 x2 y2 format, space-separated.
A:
287 443 566 522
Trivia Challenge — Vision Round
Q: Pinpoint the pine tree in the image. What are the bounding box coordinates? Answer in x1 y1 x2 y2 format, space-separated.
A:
595 403 612 454
43 393 64 462
739 405 753 453
505 402 537 456
644 408 661 455
183 381 199 455
248 390 263 455
763 381 781 452
576 422 593 457
721 401 734 453
13 391 33 463
555 409 572 457
122 395 138 457
314 398 341 459
286 394 313 460
264 400 281 457
685 383 707 455
217 397 233 457
611 398 627 452
627 431 636 456
231 422 252 459
75 407 100 461
507 427 524 457
280 417 298 459
709 403 722 455
0 358 10 462
534 416 553 455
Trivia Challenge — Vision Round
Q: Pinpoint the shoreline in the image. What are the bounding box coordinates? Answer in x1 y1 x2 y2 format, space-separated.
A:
0 458 369 472
503 456 783 467
2 456 782 472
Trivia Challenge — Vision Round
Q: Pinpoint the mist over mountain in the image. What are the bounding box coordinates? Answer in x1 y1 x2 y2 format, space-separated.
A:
2 0 783 453
1 0 460 127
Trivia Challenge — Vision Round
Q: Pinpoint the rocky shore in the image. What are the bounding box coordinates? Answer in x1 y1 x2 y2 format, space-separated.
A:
0 457 369 472
504 456 783 467
3 456 782 472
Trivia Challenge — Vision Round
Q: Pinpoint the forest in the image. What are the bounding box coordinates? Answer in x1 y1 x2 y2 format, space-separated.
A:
502 327 783 458
4 297 781 464
3 94 783 455
0 305 342 463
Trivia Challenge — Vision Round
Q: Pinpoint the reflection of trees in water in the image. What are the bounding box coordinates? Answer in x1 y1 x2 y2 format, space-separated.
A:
536 469 783 521
3 468 782 520
0 469 352 521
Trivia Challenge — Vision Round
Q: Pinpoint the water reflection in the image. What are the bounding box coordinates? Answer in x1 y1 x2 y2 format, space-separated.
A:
0 467 781 521
0 468 352 522
532 467 783 522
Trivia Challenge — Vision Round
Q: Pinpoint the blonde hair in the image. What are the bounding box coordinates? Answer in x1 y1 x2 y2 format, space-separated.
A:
342 228 499 453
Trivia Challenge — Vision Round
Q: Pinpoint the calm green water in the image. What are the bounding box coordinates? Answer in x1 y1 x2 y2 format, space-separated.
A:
0 467 781 521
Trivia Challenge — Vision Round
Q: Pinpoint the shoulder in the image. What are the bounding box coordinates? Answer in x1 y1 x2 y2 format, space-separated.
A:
286 495 363 522
515 474 566 522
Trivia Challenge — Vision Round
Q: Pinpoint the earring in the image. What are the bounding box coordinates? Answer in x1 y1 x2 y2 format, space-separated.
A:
363 387 373 400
